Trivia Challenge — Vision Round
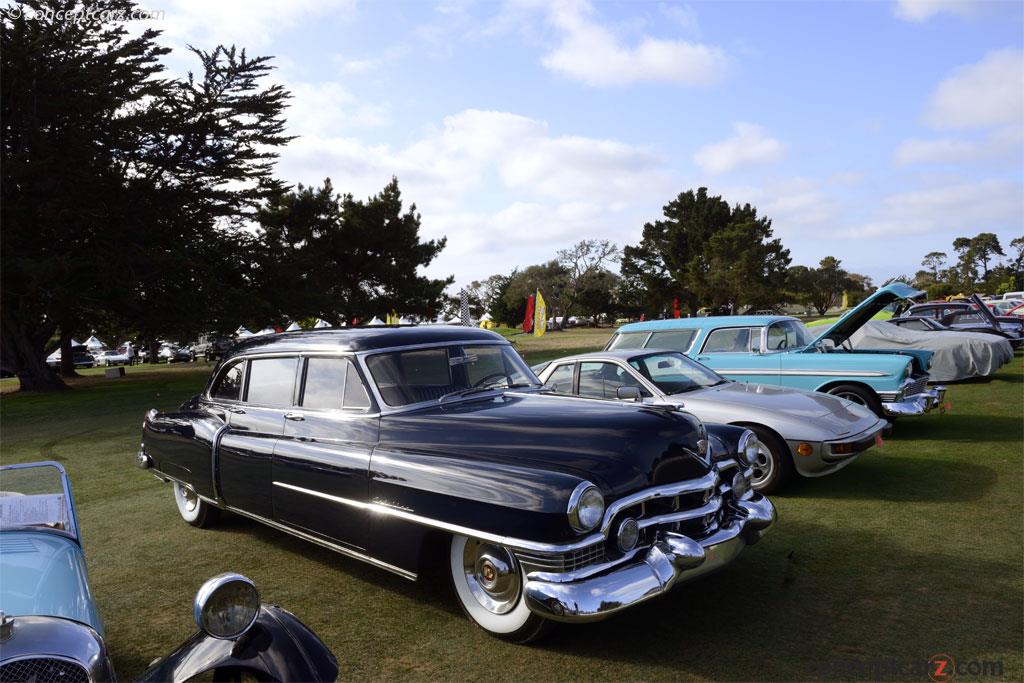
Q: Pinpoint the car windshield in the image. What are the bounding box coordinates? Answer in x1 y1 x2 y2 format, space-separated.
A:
365 344 538 407
0 463 76 540
629 352 725 394
765 320 816 351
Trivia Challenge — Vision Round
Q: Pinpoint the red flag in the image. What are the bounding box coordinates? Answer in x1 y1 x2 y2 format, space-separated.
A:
640 313 646 321
523 295 535 333
673 298 681 319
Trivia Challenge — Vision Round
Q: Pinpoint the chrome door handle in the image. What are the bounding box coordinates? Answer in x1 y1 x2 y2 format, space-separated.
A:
284 413 305 421
227 407 246 414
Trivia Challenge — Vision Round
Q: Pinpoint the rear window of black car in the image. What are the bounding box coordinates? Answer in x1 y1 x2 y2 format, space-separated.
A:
302 357 371 410
246 357 298 407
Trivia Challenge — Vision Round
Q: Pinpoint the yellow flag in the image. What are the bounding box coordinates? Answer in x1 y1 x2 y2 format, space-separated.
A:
534 290 547 337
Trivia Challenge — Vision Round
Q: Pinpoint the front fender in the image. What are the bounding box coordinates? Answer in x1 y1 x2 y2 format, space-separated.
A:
135 605 338 683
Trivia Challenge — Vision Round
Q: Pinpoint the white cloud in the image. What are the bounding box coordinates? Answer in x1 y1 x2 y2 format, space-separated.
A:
156 0 356 50
693 123 785 174
840 179 1024 238
922 49 1024 129
893 0 978 22
283 81 390 135
892 126 1024 165
540 0 728 87
658 2 700 35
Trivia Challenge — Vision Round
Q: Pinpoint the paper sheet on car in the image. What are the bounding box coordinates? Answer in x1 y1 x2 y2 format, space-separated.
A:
0 493 66 528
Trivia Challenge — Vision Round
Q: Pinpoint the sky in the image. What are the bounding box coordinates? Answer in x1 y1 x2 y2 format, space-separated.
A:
144 0 1023 290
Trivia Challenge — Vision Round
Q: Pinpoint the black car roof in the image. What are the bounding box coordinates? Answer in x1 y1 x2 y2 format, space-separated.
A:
223 326 508 360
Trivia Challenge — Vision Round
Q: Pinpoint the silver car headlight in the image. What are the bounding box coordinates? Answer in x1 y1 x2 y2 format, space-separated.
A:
567 482 605 533
738 430 759 467
194 573 260 639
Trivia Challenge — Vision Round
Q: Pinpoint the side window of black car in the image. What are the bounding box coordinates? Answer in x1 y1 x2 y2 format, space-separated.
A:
543 363 575 393
301 357 371 410
211 361 244 401
246 357 298 407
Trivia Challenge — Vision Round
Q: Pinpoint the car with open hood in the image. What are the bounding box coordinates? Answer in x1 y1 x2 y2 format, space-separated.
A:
533 350 889 493
902 294 1024 347
0 461 338 682
605 283 945 419
136 327 775 643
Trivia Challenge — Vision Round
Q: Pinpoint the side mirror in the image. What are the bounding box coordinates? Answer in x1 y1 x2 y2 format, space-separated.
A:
616 386 642 402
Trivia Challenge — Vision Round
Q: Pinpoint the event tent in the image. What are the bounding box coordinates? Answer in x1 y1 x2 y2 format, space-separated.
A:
235 326 254 338
84 336 105 349
313 319 331 329
365 317 385 326
285 322 301 332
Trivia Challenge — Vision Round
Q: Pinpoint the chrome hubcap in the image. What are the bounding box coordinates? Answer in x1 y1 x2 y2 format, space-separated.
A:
751 446 774 486
834 391 866 407
462 539 520 615
177 484 198 513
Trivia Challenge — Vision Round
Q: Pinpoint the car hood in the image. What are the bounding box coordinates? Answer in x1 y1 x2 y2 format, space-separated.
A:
0 530 103 635
680 381 866 420
815 282 924 346
379 391 710 497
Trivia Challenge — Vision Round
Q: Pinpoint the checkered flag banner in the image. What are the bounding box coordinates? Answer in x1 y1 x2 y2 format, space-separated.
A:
459 288 471 326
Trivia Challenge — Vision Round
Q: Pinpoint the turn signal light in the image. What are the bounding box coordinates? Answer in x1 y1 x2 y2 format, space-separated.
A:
796 443 814 456
830 442 856 455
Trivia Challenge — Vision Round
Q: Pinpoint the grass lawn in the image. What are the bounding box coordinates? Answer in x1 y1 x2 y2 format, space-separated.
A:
0 343 1021 681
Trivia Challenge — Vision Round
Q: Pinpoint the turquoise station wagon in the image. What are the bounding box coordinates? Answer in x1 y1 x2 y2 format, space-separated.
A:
607 284 945 418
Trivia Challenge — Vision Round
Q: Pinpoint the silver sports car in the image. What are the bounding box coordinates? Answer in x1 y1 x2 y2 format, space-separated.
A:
533 349 889 493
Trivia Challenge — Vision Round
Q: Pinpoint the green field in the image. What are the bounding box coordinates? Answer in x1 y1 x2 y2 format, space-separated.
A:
1 333 1021 681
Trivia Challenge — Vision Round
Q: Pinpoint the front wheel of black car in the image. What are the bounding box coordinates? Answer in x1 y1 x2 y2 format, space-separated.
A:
826 383 883 417
449 534 550 643
748 426 794 494
174 482 220 528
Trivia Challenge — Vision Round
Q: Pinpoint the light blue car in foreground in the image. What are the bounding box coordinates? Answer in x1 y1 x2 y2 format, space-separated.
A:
607 283 945 418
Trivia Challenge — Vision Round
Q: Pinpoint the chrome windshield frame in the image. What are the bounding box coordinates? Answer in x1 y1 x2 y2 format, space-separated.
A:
0 460 80 544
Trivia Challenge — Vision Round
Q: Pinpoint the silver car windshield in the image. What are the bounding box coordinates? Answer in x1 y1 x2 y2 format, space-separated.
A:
765 320 816 352
629 352 725 394
366 344 538 407
0 463 76 540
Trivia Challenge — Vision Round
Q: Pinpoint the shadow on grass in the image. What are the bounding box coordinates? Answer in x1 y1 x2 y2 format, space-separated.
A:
888 414 1022 442
528 520 1021 680
778 457 999 503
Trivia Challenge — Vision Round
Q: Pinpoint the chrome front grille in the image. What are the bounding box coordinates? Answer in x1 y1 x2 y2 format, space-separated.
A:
517 542 606 573
0 658 89 683
904 376 928 396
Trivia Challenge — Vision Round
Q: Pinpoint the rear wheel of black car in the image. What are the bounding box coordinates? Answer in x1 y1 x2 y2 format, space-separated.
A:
174 481 220 528
826 383 884 418
449 534 551 643
747 426 794 494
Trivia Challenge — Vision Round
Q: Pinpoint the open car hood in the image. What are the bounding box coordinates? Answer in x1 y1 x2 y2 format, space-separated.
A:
969 293 1002 330
815 282 924 347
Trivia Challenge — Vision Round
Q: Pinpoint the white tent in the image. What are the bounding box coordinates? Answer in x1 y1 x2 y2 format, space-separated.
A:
70 339 81 347
235 326 254 338
285 322 301 332
479 313 493 322
365 316 385 326
447 317 462 325
253 327 276 336
313 319 331 329
398 316 412 325
84 335 105 349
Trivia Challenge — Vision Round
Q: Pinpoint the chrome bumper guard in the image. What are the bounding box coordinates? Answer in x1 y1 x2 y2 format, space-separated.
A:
523 496 776 623
882 385 946 417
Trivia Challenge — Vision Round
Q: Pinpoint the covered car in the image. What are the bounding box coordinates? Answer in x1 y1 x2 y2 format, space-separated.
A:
850 321 1012 382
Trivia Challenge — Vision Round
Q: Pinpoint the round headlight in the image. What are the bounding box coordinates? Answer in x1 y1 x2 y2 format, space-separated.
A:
194 573 260 639
567 483 605 533
739 430 760 467
616 517 640 552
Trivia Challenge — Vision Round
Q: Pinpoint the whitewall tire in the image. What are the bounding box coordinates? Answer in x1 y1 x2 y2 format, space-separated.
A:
173 481 220 528
448 534 550 643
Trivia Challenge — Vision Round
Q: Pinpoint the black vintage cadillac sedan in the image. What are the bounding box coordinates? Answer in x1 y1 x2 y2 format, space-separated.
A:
137 327 775 642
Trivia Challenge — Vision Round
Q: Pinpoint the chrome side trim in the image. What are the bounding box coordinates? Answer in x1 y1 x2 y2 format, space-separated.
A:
716 369 889 377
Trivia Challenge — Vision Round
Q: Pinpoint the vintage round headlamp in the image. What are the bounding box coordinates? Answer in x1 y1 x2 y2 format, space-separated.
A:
616 517 640 552
739 430 760 467
567 482 605 533
194 573 260 639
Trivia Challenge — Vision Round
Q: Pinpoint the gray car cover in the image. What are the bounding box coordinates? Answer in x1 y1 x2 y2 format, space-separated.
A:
850 321 1013 382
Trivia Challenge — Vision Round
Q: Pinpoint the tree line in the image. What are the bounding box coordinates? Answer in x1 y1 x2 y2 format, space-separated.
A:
916 233 1024 299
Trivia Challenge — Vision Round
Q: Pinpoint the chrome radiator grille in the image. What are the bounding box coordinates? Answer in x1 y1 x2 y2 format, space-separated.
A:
516 542 606 573
904 376 928 397
0 658 89 683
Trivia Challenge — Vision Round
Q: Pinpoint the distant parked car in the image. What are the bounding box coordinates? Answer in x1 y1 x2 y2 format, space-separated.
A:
0 461 339 682
858 321 1013 382
990 299 1023 315
96 349 129 366
45 345 95 369
190 334 233 361
605 283 945 419
903 295 1024 346
158 344 194 363
534 349 888 493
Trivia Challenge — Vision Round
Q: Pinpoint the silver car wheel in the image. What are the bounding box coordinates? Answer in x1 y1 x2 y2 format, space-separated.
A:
751 444 775 487
462 538 521 615
833 390 867 407
174 482 200 520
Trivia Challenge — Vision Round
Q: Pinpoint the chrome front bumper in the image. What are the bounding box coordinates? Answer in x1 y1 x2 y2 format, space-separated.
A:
522 496 776 623
882 386 946 417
